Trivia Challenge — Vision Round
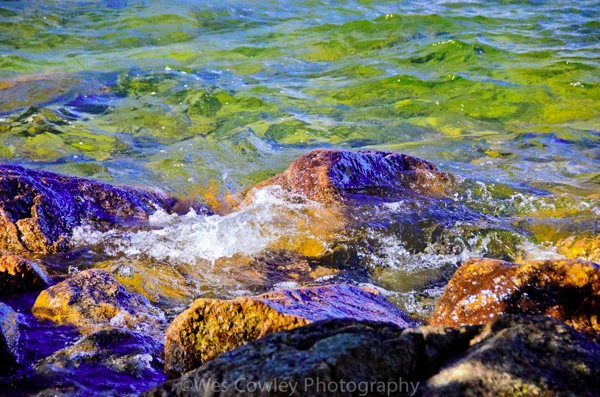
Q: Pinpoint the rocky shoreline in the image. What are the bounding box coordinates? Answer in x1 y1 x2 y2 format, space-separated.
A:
1 149 599 396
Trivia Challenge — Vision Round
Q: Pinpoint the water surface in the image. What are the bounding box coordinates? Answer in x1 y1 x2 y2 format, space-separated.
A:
0 0 599 394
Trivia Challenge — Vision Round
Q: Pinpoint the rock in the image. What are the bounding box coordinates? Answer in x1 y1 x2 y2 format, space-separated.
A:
0 254 52 293
556 234 600 263
96 251 339 305
149 318 479 397
146 315 600 397
35 328 163 378
0 164 208 255
0 302 21 371
423 315 600 396
249 149 452 205
164 284 413 376
431 258 600 338
5 328 166 396
32 269 164 334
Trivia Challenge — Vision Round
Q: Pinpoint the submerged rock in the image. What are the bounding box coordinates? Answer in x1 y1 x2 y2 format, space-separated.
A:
32 269 164 334
431 258 600 338
0 164 208 255
146 315 600 397
0 302 21 371
0 254 52 293
164 284 412 376
249 149 452 204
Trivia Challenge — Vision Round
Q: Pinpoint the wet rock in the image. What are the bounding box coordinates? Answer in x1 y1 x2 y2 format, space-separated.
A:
0 302 21 371
32 269 164 334
214 250 340 289
35 328 163 378
556 234 600 263
164 284 413 376
250 149 452 204
148 315 600 397
423 315 600 396
96 251 339 306
0 254 52 293
5 328 166 396
0 163 208 255
431 258 600 338
149 318 480 397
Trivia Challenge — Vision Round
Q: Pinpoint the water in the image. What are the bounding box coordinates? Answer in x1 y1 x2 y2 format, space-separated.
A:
0 0 599 395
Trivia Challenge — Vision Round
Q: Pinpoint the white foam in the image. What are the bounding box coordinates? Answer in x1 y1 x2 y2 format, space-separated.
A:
72 186 330 264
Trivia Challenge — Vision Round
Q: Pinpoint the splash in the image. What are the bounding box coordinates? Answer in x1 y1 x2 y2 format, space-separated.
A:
72 186 337 263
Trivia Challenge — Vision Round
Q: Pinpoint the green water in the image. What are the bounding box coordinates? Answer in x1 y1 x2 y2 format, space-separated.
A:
1 0 599 315
0 1 599 394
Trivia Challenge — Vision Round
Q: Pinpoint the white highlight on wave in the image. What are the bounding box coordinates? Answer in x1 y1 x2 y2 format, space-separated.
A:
72 186 328 264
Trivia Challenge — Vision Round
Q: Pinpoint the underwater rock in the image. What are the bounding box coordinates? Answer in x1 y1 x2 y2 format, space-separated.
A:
249 148 452 204
556 234 600 264
147 315 600 397
431 258 600 338
423 315 600 396
164 284 412 376
0 254 52 293
0 164 208 255
32 269 164 334
0 302 21 371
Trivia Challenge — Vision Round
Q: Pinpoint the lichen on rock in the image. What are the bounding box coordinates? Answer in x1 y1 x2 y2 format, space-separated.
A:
164 284 413 376
147 315 600 397
431 258 600 339
423 315 600 396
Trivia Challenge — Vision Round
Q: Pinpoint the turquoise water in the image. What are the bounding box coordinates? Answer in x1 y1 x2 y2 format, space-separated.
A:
0 0 599 394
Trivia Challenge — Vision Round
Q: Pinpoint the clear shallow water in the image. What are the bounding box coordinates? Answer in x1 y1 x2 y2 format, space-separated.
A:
0 0 599 394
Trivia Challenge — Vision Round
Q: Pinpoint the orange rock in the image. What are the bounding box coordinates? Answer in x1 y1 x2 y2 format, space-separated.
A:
431 258 600 338
0 254 52 292
248 148 452 205
164 284 412 376
32 269 164 335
